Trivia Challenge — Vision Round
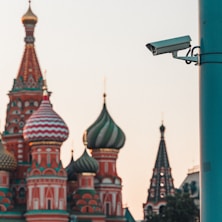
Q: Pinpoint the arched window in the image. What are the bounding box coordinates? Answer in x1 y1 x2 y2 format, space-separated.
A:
147 205 152 213
159 205 165 217
19 187 26 198
30 154 32 163
105 203 110 215
47 199 51 210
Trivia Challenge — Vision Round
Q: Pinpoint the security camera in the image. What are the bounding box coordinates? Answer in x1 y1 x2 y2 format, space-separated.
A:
146 35 191 56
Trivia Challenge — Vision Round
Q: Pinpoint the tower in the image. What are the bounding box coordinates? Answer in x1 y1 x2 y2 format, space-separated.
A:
2 3 43 205
0 2 136 221
143 124 175 220
86 93 126 222
23 89 69 222
71 135 105 221
66 150 78 209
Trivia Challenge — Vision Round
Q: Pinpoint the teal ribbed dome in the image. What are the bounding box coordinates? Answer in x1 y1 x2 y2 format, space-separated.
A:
86 99 125 149
65 150 77 181
75 149 98 173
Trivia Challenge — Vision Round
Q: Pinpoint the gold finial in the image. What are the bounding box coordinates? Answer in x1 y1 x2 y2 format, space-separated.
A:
103 93 107 104
103 76 107 104
22 0 38 25
83 131 88 147
42 70 48 91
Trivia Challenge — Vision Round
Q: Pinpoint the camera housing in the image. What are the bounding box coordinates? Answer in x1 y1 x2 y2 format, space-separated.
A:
146 35 191 55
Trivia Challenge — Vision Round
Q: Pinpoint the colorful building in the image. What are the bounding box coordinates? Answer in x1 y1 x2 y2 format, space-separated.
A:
0 3 131 222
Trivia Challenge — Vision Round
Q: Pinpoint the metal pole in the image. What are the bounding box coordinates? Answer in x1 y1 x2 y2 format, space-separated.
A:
199 0 222 221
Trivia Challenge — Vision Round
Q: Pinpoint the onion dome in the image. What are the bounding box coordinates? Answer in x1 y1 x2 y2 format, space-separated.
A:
66 150 77 181
21 3 38 25
86 94 125 149
23 90 69 143
74 149 99 174
0 139 17 172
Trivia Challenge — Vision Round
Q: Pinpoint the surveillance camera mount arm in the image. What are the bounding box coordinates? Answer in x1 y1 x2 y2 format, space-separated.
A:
146 35 199 65
172 46 199 65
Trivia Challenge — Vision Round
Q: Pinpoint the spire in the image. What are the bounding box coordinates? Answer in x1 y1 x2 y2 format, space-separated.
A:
143 124 175 215
22 1 38 44
11 3 43 92
155 123 169 168
160 123 165 139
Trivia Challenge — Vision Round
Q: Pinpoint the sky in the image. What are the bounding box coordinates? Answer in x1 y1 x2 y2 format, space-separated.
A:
0 0 199 220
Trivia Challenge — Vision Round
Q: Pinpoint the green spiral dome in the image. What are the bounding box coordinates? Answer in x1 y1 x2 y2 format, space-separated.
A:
74 149 98 174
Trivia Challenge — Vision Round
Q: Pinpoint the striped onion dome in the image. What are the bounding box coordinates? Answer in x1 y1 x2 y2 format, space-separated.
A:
74 149 98 174
0 139 17 172
23 90 69 143
86 94 125 149
21 3 38 25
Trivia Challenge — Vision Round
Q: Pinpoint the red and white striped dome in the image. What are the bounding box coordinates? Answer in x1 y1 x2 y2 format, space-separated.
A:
23 91 69 143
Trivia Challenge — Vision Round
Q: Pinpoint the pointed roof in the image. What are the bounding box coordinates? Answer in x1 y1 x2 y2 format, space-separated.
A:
12 44 43 91
144 124 175 210
154 124 170 168
124 207 136 222
86 94 126 149
11 3 43 92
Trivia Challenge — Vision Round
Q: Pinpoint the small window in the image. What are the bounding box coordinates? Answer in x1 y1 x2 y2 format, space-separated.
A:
34 199 39 209
106 203 110 215
160 193 165 198
19 187 26 198
48 199 51 210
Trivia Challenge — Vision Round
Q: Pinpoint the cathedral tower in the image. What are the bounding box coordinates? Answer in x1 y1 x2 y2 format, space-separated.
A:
23 89 69 222
143 124 175 220
2 3 43 205
86 93 126 222
71 136 105 221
